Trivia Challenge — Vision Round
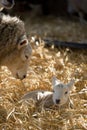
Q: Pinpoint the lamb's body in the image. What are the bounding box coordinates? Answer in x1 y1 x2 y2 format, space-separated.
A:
21 90 53 108
20 77 74 108
0 14 32 79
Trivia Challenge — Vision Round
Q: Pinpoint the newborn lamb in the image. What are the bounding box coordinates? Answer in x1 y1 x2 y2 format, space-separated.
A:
20 76 74 108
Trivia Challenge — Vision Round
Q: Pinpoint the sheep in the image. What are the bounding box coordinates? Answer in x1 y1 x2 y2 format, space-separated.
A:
0 0 14 11
0 14 32 79
20 77 74 108
67 0 87 22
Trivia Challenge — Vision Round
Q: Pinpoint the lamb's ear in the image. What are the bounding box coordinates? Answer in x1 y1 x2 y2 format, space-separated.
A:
66 79 75 90
18 35 28 50
52 76 61 87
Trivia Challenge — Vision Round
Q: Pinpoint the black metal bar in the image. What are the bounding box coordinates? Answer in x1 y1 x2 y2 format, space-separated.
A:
44 39 87 49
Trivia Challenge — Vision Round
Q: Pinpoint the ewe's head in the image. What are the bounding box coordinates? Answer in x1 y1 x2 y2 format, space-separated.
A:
0 0 14 11
52 76 74 106
1 15 32 80
7 35 32 80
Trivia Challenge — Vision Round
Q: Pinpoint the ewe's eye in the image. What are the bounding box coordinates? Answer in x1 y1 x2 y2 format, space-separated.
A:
20 40 27 46
21 51 29 61
25 55 28 59
18 38 28 50
65 91 68 94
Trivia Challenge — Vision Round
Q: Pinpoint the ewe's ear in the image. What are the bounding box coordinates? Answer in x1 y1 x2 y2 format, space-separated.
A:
66 79 75 90
18 35 28 50
52 76 61 87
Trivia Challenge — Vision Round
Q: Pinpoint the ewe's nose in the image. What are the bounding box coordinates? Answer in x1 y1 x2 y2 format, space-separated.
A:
23 75 26 79
19 74 26 80
16 73 26 80
56 99 60 104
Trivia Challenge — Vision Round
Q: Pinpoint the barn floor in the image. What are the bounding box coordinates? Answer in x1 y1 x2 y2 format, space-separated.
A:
0 11 87 129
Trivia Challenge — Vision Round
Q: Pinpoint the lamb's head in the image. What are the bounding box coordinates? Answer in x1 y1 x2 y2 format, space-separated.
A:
1 15 32 80
0 0 14 10
52 76 74 106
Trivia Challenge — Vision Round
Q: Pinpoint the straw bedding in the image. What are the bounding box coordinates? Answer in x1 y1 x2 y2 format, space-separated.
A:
0 16 87 130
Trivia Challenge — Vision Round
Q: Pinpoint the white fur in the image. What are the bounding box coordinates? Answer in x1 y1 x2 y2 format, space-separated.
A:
20 77 74 107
